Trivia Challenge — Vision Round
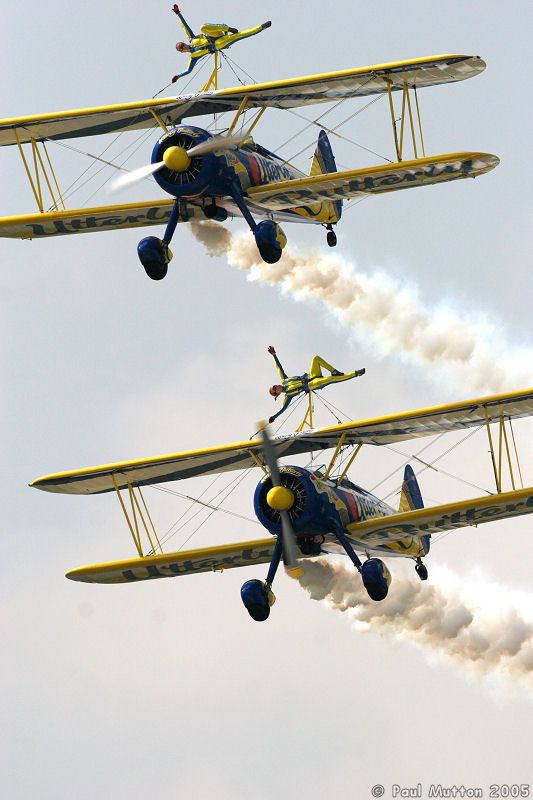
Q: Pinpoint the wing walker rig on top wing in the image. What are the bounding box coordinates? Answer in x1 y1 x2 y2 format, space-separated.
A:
0 10 499 279
31 385 533 623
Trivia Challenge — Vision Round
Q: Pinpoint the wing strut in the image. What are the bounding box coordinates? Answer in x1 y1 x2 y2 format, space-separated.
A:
483 410 525 494
385 78 427 162
111 475 164 557
14 129 65 213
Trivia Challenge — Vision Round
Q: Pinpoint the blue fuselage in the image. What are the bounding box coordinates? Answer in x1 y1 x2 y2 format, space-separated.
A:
150 125 333 222
253 465 429 558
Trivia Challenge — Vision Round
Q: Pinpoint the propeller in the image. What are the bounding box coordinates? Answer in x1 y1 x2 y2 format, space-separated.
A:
257 421 302 579
110 132 250 192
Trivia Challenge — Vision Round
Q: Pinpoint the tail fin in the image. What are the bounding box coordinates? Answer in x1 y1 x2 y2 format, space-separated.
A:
398 465 424 512
309 130 342 222
399 465 430 554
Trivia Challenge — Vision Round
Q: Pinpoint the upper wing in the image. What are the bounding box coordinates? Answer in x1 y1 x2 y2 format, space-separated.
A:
247 153 499 210
347 487 533 546
0 55 483 147
30 386 533 496
0 97 195 147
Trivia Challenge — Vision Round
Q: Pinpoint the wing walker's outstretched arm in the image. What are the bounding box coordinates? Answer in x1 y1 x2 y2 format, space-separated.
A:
268 345 287 381
269 394 293 424
173 4 194 40
173 58 197 81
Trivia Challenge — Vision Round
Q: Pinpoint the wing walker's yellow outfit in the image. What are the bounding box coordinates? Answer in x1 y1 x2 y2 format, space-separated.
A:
269 349 365 423
173 7 271 82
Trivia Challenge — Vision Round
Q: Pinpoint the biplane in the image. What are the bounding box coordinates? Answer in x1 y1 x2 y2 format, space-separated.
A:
31 386 533 622
0 53 499 279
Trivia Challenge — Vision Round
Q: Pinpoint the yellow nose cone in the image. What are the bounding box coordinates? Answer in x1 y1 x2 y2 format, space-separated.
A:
162 146 191 172
266 485 294 511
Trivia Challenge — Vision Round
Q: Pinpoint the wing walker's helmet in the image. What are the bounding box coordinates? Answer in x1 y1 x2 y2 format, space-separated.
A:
269 385 283 397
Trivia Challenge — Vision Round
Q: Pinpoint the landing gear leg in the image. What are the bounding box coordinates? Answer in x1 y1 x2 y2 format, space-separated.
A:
228 181 286 264
332 525 362 572
415 558 428 581
241 535 283 621
137 199 181 280
333 525 391 601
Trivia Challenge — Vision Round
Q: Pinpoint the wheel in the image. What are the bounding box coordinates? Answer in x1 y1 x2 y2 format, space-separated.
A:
361 558 391 601
137 236 172 280
299 537 322 556
203 203 228 222
258 243 282 264
241 579 274 621
415 561 428 581
327 230 337 247
254 220 286 264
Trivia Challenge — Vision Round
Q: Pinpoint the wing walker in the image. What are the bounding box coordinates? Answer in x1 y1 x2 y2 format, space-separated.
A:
31 386 533 622
13 12 523 626
0 10 499 279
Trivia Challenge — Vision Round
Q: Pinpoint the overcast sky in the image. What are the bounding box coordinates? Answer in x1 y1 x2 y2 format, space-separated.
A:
1 2 533 798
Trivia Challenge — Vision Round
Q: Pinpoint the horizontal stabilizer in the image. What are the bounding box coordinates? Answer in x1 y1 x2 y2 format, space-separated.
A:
30 386 533 495
347 487 533 546
248 152 499 210
66 537 279 584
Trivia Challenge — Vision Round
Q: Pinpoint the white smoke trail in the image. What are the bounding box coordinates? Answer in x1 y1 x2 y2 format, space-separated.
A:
299 558 533 690
190 222 533 395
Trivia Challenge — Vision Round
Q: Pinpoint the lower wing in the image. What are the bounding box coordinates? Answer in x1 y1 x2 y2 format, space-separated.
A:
66 537 278 584
247 152 499 211
0 199 215 240
346 487 533 546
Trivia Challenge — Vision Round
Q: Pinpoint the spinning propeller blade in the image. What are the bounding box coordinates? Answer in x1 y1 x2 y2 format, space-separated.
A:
110 162 165 191
109 132 250 192
185 132 249 157
258 421 302 579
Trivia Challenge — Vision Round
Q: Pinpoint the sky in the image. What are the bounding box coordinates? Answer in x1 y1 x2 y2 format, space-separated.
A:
1 1 533 798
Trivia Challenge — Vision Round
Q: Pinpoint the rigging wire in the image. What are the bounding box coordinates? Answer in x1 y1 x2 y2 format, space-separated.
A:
150 483 260 526
44 60 212 208
219 51 249 86
220 52 257 85
221 55 390 167
283 95 390 166
305 390 492 500
152 389 313 552
80 126 159 205
158 465 257 553
377 427 489 503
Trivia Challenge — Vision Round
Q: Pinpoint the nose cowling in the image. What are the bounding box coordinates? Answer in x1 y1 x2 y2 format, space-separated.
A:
151 126 216 198
253 468 329 537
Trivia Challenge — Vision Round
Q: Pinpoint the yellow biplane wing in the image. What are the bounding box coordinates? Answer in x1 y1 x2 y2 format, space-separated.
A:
65 537 279 584
0 55 483 146
347 487 533 547
30 386 533 496
63 486 533 584
247 153 499 210
0 199 234 239
0 199 174 239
